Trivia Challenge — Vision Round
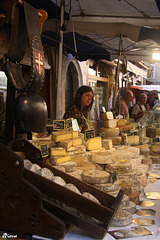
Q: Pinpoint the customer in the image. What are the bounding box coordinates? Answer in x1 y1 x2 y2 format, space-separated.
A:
115 90 133 122
63 85 94 133
131 93 147 122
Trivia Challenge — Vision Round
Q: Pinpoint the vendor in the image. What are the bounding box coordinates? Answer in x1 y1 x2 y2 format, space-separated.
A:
115 90 133 122
131 93 147 122
63 85 94 133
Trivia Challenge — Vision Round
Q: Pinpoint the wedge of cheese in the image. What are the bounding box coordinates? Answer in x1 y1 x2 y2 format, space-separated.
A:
101 111 113 120
58 139 73 150
72 137 83 146
50 155 71 165
105 136 122 145
102 139 113 150
86 137 102 151
72 131 79 138
126 135 139 146
50 147 66 156
103 119 117 128
52 131 73 142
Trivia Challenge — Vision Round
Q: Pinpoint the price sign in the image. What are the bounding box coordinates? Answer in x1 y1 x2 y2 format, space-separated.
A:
85 129 95 140
53 120 65 131
66 118 72 129
40 144 49 158
111 171 117 183
100 132 105 140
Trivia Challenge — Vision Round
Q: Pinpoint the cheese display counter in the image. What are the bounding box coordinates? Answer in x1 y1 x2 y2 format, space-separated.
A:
64 165 160 240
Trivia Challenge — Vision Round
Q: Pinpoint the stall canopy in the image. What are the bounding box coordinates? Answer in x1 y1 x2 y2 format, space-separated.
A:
130 85 160 94
2 0 160 62
22 0 160 63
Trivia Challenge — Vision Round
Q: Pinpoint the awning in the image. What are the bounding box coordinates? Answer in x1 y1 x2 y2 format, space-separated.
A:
127 61 147 78
130 85 160 94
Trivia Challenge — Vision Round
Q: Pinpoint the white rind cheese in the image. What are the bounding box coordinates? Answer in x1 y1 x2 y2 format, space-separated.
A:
111 209 132 227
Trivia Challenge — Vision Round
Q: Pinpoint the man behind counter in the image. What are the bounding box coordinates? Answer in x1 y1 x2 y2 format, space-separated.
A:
115 90 133 122
63 85 94 133
131 93 147 122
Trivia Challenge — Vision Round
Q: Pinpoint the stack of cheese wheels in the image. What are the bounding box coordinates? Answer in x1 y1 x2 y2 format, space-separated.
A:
100 111 121 145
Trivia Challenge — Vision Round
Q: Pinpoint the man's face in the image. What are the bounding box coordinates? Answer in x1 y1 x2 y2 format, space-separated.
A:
139 94 147 105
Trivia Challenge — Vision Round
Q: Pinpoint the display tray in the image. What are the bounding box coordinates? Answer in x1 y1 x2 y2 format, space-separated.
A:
0 139 124 239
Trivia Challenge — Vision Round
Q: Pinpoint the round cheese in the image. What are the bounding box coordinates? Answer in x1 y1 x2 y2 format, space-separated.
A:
103 119 117 128
82 170 111 184
95 182 119 192
120 201 136 214
59 161 77 172
82 192 100 204
111 209 132 227
91 152 114 164
100 127 120 137
36 167 55 181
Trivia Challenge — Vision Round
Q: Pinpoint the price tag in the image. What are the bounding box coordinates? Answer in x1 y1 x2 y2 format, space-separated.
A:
40 144 49 158
66 118 72 129
53 120 65 131
100 132 105 140
111 171 117 183
85 129 95 140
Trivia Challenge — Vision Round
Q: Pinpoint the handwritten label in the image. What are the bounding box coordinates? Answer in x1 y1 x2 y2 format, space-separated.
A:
40 144 48 158
100 132 105 140
85 129 95 140
53 120 65 130
111 171 117 183
66 119 72 129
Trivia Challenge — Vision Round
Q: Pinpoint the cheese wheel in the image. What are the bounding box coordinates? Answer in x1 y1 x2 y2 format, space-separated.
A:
82 169 111 184
111 209 132 227
68 169 83 180
101 111 113 120
50 155 71 165
54 176 66 186
66 183 81 195
91 152 114 164
103 119 117 128
100 127 119 137
105 161 133 174
82 192 100 204
95 181 119 192
36 167 54 180
59 161 77 172
120 201 136 214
